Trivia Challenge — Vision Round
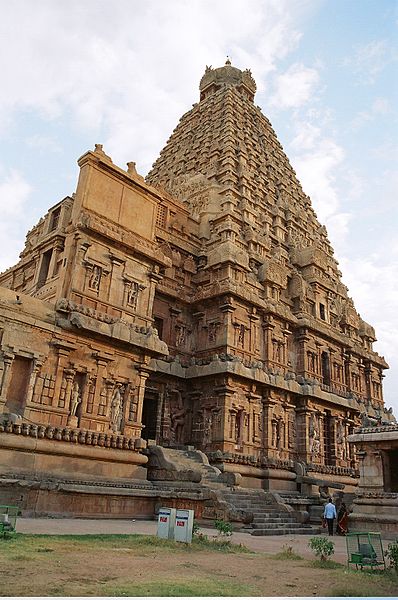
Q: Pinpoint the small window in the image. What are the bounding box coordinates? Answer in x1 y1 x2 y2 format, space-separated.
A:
154 317 164 339
37 249 53 288
156 205 167 228
319 303 326 321
49 207 61 231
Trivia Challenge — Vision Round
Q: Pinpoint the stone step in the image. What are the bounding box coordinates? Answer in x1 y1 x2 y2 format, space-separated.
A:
251 521 310 530
251 527 316 536
252 516 296 524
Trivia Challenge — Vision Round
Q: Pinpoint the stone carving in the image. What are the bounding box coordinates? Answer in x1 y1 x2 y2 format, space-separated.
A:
309 414 321 459
69 381 81 417
110 384 123 432
169 390 186 444
336 420 346 460
203 414 213 446
89 265 102 291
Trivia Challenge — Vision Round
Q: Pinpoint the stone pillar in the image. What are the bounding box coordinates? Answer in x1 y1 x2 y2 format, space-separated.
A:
134 365 150 437
262 316 274 368
92 353 113 416
344 349 352 391
219 296 235 348
296 328 310 376
25 358 43 406
63 368 75 414
295 401 311 462
52 342 75 407
108 254 125 305
147 267 163 318
0 353 14 412
261 393 277 455
249 309 260 354
364 360 372 401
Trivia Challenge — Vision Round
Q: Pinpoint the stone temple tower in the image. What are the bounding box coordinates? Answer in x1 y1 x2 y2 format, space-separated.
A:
0 60 393 502
143 59 391 490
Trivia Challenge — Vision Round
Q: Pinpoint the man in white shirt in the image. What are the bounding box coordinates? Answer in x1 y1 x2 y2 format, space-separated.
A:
323 497 337 536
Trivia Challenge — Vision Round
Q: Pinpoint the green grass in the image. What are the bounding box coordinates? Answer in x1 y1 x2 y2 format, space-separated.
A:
0 532 250 554
310 559 343 569
328 568 398 597
99 578 256 597
273 545 303 561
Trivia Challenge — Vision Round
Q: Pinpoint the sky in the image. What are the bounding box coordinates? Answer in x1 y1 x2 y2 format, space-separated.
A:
0 0 397 415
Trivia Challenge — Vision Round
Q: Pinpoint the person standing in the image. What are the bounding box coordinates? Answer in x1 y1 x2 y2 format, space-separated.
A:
323 497 337 536
336 502 349 535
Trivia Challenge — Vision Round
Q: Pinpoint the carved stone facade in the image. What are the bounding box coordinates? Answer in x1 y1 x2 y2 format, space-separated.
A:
0 61 394 497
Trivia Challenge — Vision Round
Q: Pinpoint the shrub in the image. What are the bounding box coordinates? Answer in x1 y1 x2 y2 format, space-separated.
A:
274 544 303 561
386 540 398 571
214 518 232 536
192 520 200 536
308 536 335 561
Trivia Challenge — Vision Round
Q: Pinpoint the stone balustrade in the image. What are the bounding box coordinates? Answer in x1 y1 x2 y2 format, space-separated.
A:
0 420 144 451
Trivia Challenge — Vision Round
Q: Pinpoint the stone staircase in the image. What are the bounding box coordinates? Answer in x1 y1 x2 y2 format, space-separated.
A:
220 489 321 536
147 447 321 535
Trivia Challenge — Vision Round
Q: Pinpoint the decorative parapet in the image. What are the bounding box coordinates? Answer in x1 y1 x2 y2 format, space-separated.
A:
307 463 359 478
207 450 295 471
0 419 145 452
354 423 398 435
355 491 398 500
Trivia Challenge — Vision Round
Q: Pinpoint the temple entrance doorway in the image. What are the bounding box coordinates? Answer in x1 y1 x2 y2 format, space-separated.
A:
141 394 158 442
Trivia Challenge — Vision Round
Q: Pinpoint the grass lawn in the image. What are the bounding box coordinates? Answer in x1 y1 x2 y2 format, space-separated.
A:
0 533 397 597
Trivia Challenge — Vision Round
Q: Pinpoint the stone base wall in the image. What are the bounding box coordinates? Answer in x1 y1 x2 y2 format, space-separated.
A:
0 477 208 519
0 430 148 483
349 493 398 539
0 430 211 519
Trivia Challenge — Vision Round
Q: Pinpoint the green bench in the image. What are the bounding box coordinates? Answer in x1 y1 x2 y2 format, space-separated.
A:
346 532 385 570
0 505 19 538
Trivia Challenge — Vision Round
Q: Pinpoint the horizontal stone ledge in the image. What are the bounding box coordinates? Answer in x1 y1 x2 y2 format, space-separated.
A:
0 433 148 465
353 496 398 507
350 513 398 523
298 475 345 489
219 462 297 480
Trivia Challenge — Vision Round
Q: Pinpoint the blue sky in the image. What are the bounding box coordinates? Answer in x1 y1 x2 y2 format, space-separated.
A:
0 0 397 414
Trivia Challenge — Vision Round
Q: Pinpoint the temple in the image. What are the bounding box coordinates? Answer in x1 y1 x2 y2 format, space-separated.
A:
0 61 394 528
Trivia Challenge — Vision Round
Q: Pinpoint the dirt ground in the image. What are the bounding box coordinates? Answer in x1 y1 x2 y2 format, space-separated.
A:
0 533 396 597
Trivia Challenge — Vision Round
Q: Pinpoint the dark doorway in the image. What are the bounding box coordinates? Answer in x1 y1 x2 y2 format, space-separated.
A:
5 356 32 414
383 449 398 492
321 352 331 386
141 395 158 441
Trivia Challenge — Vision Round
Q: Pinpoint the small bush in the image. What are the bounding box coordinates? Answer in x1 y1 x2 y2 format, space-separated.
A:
192 520 200 536
274 544 303 561
214 518 232 536
386 540 398 571
308 536 335 561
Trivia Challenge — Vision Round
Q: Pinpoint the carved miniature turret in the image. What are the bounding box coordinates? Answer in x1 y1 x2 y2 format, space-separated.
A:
199 58 256 101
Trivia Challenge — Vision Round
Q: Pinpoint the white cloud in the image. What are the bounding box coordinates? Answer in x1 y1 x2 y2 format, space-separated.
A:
26 135 62 154
339 250 398 410
291 134 345 221
344 39 396 84
0 0 312 171
0 168 32 271
270 62 319 108
351 95 392 129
